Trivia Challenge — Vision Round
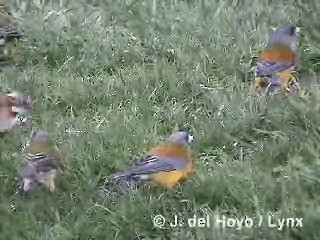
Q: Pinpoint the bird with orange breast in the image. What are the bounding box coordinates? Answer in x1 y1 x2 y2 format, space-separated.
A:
107 131 196 190
18 131 64 197
252 25 300 100
0 92 32 133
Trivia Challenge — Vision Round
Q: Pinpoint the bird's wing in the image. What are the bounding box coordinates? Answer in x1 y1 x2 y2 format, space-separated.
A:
25 153 58 173
111 156 187 179
254 60 293 77
0 26 22 39
135 155 186 171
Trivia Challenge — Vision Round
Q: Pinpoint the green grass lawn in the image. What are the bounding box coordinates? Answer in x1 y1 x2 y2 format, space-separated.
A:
1 0 320 239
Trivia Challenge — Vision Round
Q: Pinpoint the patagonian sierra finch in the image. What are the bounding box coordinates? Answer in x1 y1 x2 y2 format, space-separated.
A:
19 131 63 197
0 92 32 132
252 25 300 95
109 131 195 189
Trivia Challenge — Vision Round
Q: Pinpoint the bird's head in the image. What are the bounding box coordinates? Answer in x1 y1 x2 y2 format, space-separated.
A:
267 24 300 51
168 131 194 146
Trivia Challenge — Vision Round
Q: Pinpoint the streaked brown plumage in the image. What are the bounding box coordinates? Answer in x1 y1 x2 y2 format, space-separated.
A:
19 131 63 197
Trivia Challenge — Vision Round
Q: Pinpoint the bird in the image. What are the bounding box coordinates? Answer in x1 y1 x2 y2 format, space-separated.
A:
107 131 196 190
18 131 63 197
0 1 21 39
0 1 22 67
0 92 32 132
252 25 300 97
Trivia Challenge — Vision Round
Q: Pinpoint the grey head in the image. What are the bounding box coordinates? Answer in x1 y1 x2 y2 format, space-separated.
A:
266 25 299 51
168 131 194 146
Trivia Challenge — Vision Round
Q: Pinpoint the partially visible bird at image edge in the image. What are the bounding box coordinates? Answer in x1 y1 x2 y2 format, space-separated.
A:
0 0 23 66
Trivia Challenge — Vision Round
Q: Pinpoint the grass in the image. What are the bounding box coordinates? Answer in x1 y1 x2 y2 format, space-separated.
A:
1 0 320 239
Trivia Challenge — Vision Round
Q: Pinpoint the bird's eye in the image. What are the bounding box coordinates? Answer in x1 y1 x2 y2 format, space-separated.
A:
188 133 194 143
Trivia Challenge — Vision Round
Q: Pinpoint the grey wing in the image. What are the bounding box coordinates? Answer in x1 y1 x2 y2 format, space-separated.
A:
133 155 159 166
33 156 57 173
255 61 293 76
111 156 187 180
129 156 186 174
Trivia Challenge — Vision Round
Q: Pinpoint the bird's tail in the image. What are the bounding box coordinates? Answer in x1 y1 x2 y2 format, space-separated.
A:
101 169 146 194
109 171 132 181
96 171 137 199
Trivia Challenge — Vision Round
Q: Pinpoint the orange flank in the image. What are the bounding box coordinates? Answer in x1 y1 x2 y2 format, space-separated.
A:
148 143 195 188
258 43 294 62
